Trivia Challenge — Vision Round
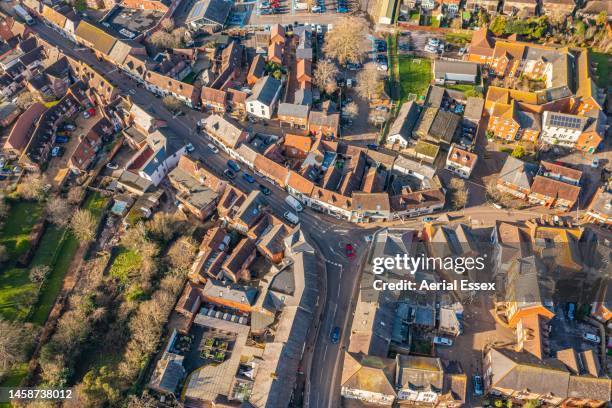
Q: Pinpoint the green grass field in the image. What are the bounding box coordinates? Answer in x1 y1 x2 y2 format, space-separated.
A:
444 32 473 46
398 57 432 102
590 51 610 89
109 247 142 284
0 201 42 260
28 228 78 325
84 191 108 218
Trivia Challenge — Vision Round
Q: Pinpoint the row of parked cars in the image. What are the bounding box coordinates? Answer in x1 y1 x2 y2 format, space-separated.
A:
424 37 445 54
260 0 286 15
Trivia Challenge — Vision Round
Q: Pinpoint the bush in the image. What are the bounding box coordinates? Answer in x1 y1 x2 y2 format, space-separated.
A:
511 145 526 158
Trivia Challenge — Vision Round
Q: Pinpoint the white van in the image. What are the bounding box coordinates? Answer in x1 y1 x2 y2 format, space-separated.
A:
285 195 304 212
283 211 299 225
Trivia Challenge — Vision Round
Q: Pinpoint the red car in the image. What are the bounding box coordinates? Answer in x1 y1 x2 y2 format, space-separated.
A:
345 243 355 258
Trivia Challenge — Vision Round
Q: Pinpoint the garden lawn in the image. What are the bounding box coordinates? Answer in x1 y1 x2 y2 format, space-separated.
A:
446 83 483 96
590 51 610 89
398 57 432 102
0 201 43 260
84 191 108 218
444 32 473 46
0 267 37 321
109 247 142 284
28 228 78 325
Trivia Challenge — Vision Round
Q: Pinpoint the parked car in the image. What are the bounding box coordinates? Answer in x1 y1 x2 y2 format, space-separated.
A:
433 336 453 346
106 162 119 170
330 326 341 344
55 135 69 143
366 143 378 150
567 303 576 321
207 143 219 154
185 143 195 153
258 184 271 195
583 332 600 343
591 157 599 168
283 210 299 224
285 195 304 212
242 173 255 183
223 169 236 179
345 243 355 258
227 160 240 172
473 375 484 396
423 216 436 222
63 124 76 131
51 146 62 157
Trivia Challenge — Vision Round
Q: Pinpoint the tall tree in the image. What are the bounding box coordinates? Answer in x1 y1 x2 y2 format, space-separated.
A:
355 63 384 101
323 17 369 65
313 60 340 94
70 209 96 242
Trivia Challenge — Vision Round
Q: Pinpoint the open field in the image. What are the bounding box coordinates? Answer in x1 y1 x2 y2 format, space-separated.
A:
398 56 432 102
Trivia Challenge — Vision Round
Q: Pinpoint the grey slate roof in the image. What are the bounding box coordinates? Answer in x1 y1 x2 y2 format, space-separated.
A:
247 75 282 106
498 156 538 189
434 60 478 78
464 97 484 122
186 0 232 26
389 100 420 139
294 87 313 106
278 102 309 119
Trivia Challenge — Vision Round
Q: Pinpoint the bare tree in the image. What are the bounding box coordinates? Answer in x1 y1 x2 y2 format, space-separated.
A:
146 212 182 242
16 174 45 201
355 63 384 101
313 60 339 94
323 17 369 65
343 101 359 119
0 318 26 376
70 209 96 242
162 96 183 113
67 187 84 205
29 265 50 283
167 236 197 272
126 393 158 408
15 91 35 110
46 197 71 228
160 19 174 32
449 178 468 210
149 31 173 49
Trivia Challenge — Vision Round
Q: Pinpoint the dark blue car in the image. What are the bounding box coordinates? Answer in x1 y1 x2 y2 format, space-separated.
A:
330 326 340 344
227 159 240 172
473 375 484 396
242 173 255 183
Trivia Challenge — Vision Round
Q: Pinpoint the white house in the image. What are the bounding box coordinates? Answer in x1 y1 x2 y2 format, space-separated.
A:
540 111 589 148
445 144 478 179
125 129 186 186
387 101 420 149
246 76 282 119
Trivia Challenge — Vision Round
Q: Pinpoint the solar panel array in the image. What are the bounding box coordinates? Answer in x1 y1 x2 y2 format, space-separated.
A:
549 114 582 130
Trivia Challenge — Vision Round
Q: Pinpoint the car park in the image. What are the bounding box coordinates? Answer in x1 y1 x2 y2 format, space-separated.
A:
433 336 453 346
583 332 600 343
